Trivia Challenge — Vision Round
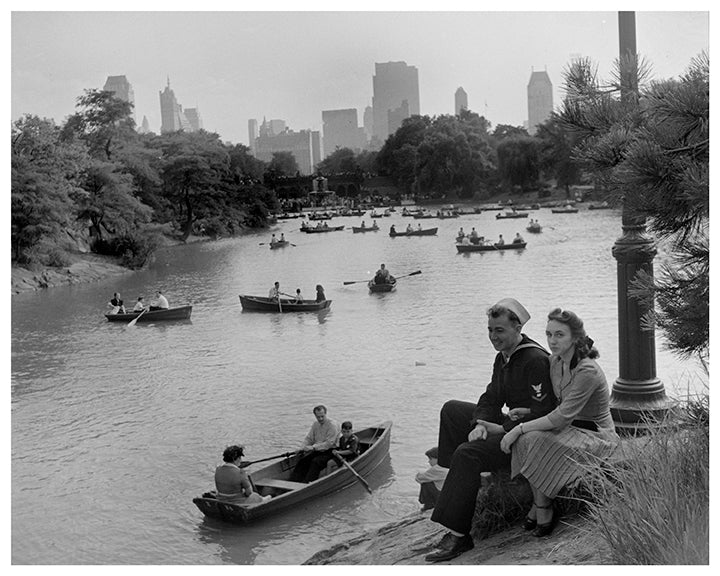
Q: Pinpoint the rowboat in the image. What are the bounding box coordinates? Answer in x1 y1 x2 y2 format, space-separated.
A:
301 225 345 233
495 211 529 219
455 236 486 244
389 227 438 237
269 240 289 249
368 277 396 293
352 226 379 233
104 305 193 322
526 223 543 233
193 422 392 524
551 206 579 213
588 203 613 210
456 242 527 253
412 211 436 219
239 295 332 312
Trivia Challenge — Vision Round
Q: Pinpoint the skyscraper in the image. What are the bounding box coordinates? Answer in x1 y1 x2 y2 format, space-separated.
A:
527 69 553 135
321 108 366 156
103 75 135 119
248 119 258 153
254 124 316 175
159 78 195 134
455 87 468 115
371 61 420 145
184 108 203 132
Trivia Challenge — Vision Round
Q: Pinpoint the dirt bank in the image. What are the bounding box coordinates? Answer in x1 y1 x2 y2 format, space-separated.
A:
304 510 612 565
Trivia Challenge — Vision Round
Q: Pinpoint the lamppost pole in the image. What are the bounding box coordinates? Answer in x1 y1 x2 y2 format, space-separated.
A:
610 11 673 431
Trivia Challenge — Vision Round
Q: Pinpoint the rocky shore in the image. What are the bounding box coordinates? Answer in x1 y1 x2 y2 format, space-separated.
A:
304 509 612 565
10 235 209 295
11 252 132 295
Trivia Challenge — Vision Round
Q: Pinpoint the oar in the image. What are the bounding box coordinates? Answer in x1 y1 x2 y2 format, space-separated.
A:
245 451 298 466
336 454 372 494
127 308 147 327
343 277 370 286
393 270 422 280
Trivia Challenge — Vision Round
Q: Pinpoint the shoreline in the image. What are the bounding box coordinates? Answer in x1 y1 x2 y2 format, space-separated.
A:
10 235 209 296
303 509 612 565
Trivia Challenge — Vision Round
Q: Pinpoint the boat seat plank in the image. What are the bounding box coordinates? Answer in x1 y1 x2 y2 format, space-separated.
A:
254 479 306 491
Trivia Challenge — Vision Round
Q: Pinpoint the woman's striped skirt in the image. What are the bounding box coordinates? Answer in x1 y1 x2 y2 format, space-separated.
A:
511 425 619 498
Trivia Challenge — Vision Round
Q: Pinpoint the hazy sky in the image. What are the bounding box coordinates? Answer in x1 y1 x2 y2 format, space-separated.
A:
10 3 711 146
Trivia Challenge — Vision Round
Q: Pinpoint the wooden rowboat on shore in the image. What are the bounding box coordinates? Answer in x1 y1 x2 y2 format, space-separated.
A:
239 295 332 312
456 242 527 253
105 305 193 322
192 421 392 524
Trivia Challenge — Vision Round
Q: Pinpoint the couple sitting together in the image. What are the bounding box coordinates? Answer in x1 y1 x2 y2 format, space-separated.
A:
424 297 620 563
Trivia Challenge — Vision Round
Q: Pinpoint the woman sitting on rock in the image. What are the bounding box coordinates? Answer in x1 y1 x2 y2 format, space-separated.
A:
500 308 619 537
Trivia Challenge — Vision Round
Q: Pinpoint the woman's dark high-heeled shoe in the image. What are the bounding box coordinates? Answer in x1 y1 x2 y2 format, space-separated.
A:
532 502 558 537
523 503 537 530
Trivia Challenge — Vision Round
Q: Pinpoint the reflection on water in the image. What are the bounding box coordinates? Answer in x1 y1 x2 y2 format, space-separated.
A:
11 207 706 564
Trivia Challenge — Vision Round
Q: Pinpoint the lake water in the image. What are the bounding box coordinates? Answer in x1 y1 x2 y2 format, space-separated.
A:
10 206 706 564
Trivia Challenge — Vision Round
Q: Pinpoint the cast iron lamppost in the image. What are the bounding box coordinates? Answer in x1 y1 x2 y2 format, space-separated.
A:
610 11 674 431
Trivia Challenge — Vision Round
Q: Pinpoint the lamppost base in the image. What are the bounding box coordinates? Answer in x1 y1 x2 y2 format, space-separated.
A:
610 389 676 436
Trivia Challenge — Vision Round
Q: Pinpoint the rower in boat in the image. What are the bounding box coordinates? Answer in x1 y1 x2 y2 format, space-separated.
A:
270 233 278 246
149 290 169 311
406 223 413 233
108 292 126 314
374 263 391 285
289 405 341 483
513 232 525 244
497 234 505 246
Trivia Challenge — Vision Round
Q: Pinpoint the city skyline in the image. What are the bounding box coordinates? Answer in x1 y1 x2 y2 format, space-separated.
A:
10 7 710 146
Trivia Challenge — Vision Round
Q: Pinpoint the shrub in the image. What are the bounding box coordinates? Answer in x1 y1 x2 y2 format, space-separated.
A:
93 231 161 269
586 398 709 564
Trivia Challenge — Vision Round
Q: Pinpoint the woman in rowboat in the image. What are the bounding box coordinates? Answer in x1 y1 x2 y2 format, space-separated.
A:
215 445 270 505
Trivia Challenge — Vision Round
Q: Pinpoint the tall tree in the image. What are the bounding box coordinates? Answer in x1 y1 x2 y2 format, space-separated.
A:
267 151 299 176
160 131 230 240
535 114 583 197
495 137 540 192
11 115 89 263
559 52 709 362
61 89 136 161
316 147 358 174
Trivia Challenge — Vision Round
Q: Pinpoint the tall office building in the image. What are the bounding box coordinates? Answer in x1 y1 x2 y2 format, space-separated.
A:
371 61 420 144
248 119 259 153
159 78 195 134
455 87 468 115
321 108 366 156
254 126 316 175
527 69 553 135
184 108 203 132
138 115 151 134
363 106 374 143
103 75 135 119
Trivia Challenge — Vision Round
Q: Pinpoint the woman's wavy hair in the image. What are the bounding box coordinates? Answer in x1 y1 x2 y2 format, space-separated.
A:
547 308 599 359
223 445 245 462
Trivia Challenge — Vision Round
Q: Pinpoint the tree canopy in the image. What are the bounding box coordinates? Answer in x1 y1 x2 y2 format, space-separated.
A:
558 52 709 362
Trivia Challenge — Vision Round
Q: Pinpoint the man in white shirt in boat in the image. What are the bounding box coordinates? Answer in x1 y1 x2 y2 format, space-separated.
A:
268 281 280 301
289 405 341 483
149 290 169 311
